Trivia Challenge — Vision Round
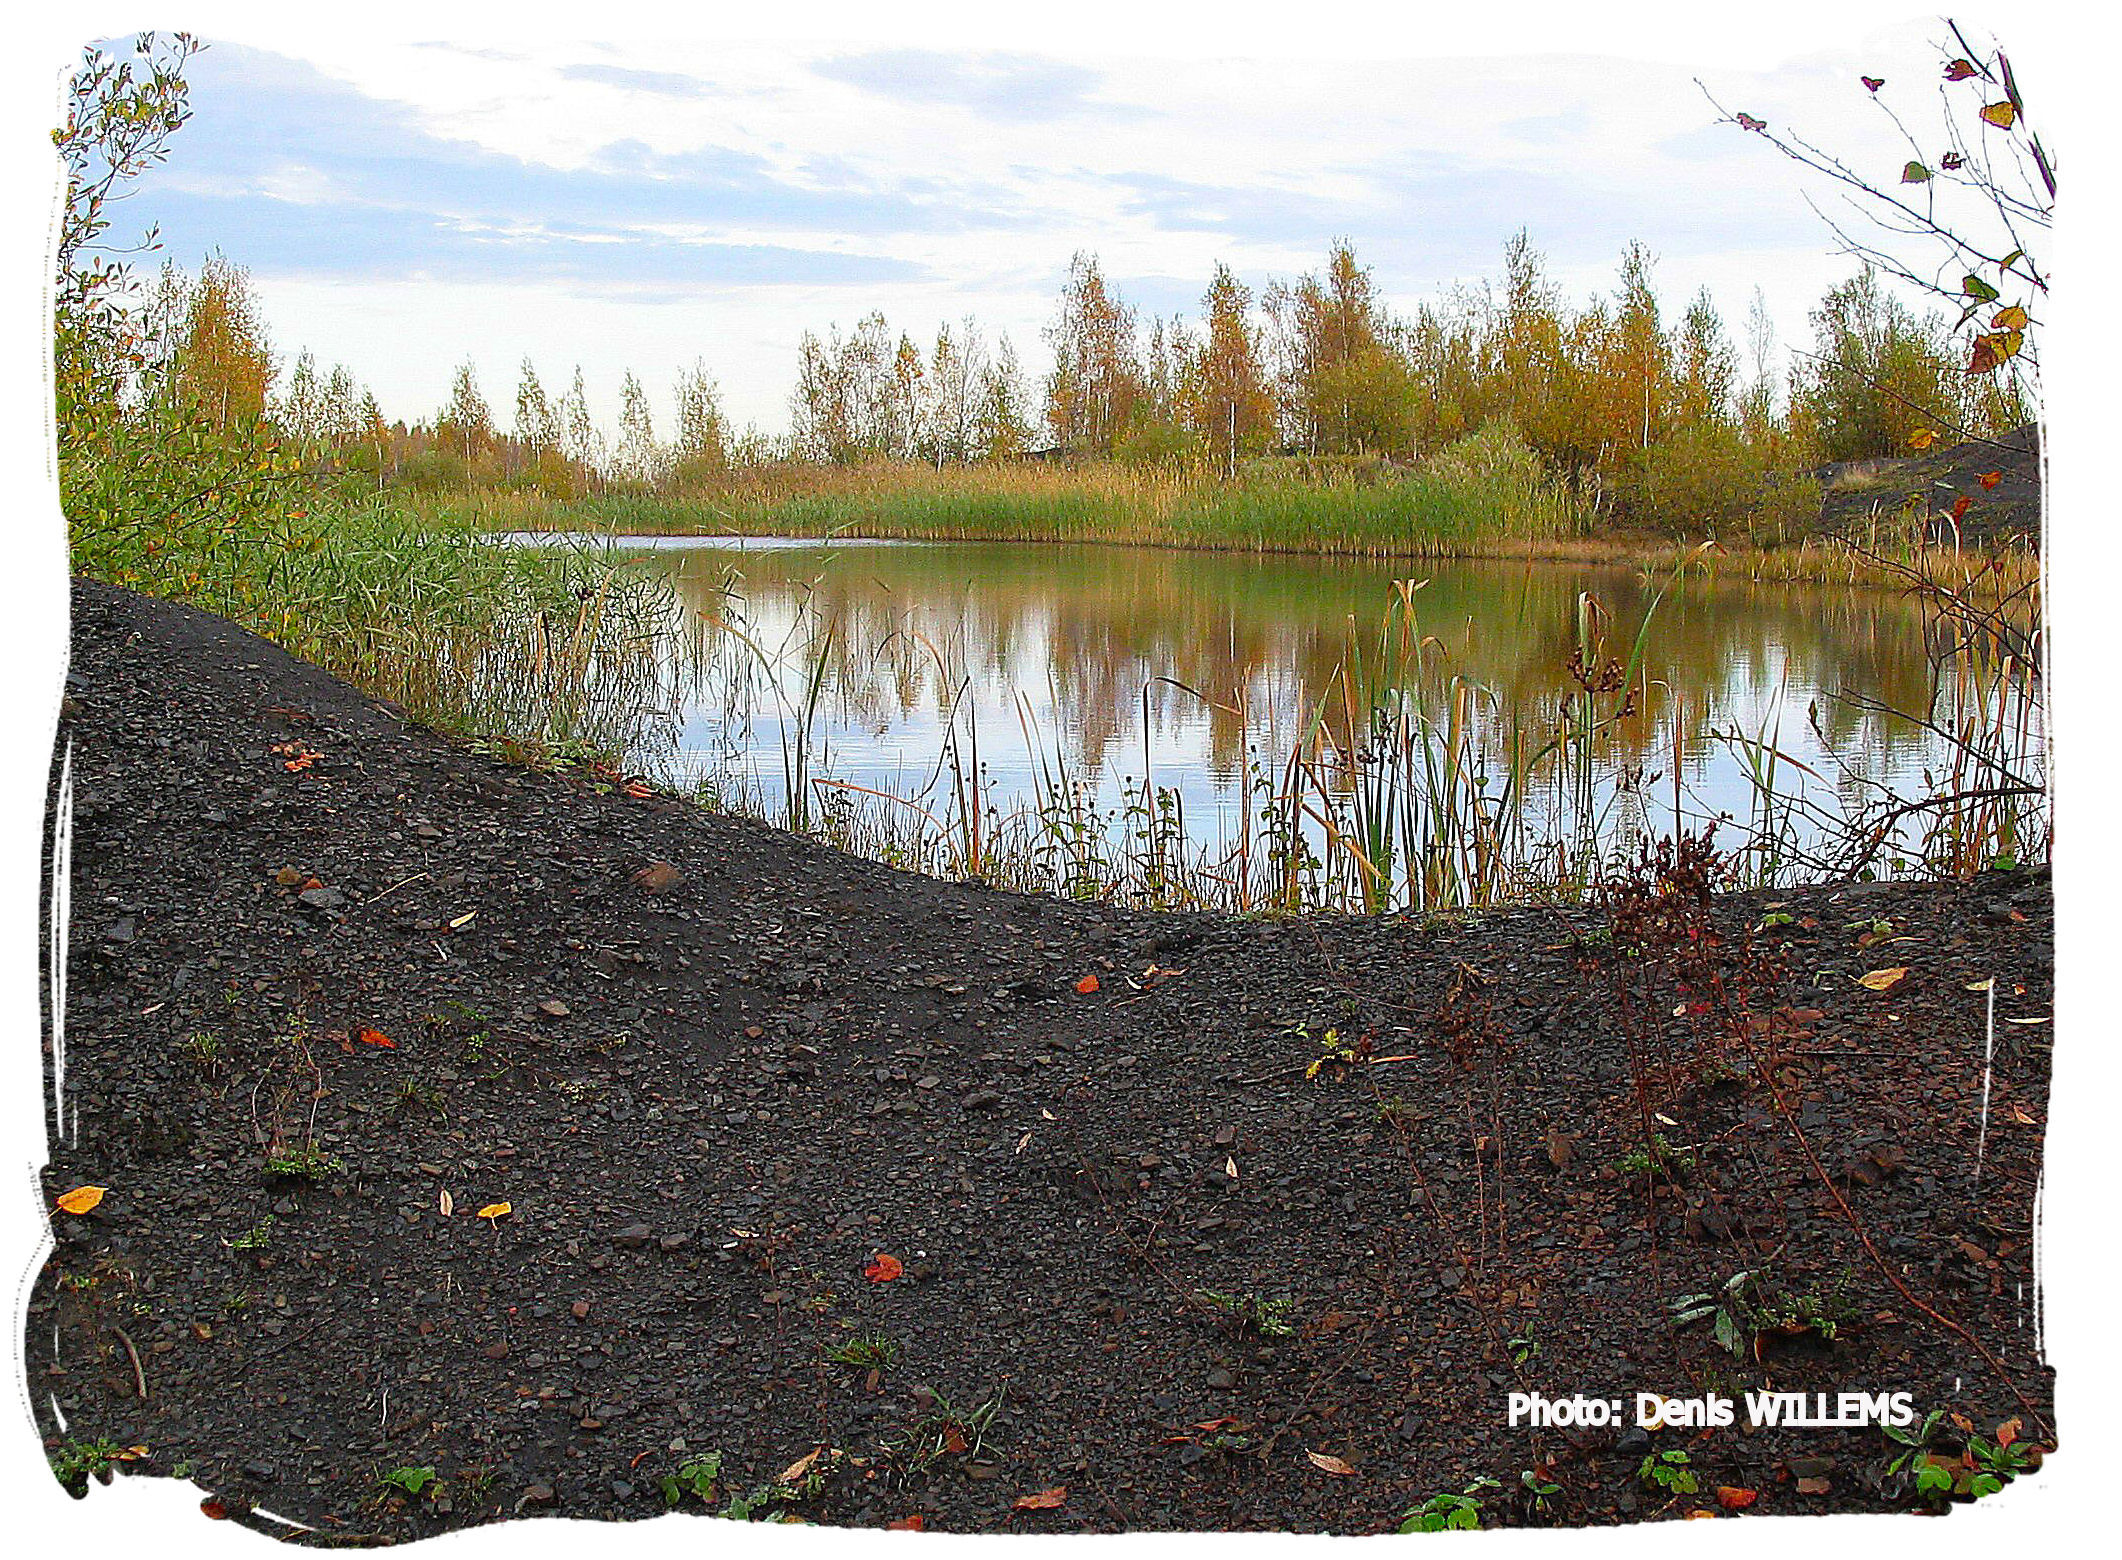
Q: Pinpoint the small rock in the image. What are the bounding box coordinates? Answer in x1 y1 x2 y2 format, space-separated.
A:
297 886 346 912
539 999 571 1019
613 1224 653 1250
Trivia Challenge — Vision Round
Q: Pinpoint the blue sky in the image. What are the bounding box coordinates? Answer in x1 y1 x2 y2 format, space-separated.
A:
112 27 1957 435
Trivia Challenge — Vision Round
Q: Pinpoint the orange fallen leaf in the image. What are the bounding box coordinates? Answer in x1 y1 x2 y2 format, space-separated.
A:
201 1500 228 1520
357 1028 395 1049
1856 966 1908 992
1306 1451 1357 1477
865 1252 904 1283
1685 1509 1718 1519
885 1515 925 1530
1996 1417 2022 1449
1013 1487 1068 1510
1716 1486 1759 1510
780 1447 824 1484
1978 469 2003 490
477 1202 512 1221
54 1185 107 1216
1074 974 1100 995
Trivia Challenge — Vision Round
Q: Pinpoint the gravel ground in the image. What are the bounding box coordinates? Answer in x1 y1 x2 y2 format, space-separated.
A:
29 579 2054 1539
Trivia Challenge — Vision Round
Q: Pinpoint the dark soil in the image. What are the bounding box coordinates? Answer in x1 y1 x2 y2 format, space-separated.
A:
1816 422 2042 550
31 579 2055 1539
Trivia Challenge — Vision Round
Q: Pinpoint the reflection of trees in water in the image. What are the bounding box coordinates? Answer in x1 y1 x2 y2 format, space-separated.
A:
647 543 2011 793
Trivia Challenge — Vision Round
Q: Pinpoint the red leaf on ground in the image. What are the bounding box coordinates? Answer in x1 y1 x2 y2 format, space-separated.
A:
1013 1486 1068 1510
885 1515 925 1530
1074 974 1100 994
1979 469 2003 489
356 1028 396 1048
1716 1486 1759 1510
200 1500 228 1520
864 1252 904 1283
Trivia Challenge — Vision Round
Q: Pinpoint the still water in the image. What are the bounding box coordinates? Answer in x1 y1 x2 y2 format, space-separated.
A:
540 533 2039 901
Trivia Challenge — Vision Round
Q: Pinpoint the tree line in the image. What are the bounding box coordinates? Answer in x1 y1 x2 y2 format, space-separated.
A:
143 230 2029 527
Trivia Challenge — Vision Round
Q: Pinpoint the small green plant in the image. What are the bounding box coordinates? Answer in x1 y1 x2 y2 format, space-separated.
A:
659 1452 726 1507
1376 1094 1412 1126
1298 1025 1358 1078
899 1388 1006 1470
180 1032 225 1072
718 1460 833 1522
457 1463 498 1496
1638 1449 1698 1495
1749 1283 1849 1344
50 1438 128 1495
1398 1476 1498 1532
1519 1467 1561 1518
1881 1407 1946 1482
1506 1322 1540 1367
391 1077 447 1118
829 1333 902 1373
263 1143 343 1181
225 1215 275 1251
1194 1288 1296 1337
1673 1267 1844 1357
1613 1133 1695 1177
377 1466 439 1500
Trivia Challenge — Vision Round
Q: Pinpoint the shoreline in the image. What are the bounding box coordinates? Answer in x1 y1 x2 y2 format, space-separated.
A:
32 580 2054 1536
495 519 2040 593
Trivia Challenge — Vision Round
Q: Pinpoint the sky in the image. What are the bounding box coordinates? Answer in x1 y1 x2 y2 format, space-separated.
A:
104 23 1975 438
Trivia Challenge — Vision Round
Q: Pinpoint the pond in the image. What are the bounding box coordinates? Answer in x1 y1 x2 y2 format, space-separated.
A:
536 535 2044 912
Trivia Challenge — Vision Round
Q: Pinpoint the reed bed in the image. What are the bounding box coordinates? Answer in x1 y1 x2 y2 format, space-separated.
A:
663 539 2045 916
72 498 686 765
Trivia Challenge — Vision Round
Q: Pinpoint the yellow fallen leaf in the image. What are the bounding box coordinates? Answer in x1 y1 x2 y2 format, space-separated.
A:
1980 100 2018 129
438 1189 454 1217
449 911 477 930
1857 967 1908 992
1994 305 2029 331
1965 978 1994 992
54 1185 107 1216
780 1447 824 1484
477 1202 512 1221
1306 1451 1357 1477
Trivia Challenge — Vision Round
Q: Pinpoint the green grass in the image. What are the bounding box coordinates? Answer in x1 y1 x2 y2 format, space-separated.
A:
72 491 682 766
409 427 1590 559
